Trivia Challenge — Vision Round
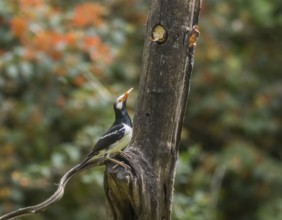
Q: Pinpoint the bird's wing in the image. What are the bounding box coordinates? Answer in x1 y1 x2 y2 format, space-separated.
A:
87 123 126 157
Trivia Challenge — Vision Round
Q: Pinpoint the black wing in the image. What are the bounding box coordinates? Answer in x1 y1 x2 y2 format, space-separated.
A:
87 123 125 157
76 124 125 170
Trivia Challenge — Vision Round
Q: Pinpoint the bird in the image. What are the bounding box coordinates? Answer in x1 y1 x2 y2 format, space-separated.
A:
77 88 133 170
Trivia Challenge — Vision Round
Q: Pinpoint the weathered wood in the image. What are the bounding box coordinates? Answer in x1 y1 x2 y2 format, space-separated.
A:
104 0 201 219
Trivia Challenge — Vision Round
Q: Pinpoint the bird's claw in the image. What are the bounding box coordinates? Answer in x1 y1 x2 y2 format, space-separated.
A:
112 162 130 170
106 157 131 170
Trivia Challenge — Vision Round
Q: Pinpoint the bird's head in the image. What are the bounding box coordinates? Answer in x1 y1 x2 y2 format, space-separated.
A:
113 88 133 111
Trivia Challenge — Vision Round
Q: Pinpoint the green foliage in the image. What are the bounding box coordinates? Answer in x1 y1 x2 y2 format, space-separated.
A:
0 0 142 219
0 0 281 220
174 1 282 219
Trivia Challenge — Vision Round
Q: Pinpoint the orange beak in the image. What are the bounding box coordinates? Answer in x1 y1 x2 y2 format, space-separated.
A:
120 88 133 102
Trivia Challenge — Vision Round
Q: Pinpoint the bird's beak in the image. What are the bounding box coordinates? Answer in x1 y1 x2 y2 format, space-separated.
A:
120 88 133 102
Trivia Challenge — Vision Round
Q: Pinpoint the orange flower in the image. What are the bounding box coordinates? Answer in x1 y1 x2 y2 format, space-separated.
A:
83 36 101 49
23 47 36 60
89 44 112 64
64 33 77 46
97 44 112 63
72 75 86 87
82 36 112 63
19 0 44 8
33 31 51 51
72 3 106 27
32 31 76 54
10 17 28 38
49 50 63 60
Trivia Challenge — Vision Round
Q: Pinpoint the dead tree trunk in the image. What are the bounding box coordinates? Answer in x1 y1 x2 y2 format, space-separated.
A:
104 0 201 219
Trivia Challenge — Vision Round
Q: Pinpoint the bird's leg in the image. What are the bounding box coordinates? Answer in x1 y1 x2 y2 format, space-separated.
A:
106 155 130 169
119 150 129 158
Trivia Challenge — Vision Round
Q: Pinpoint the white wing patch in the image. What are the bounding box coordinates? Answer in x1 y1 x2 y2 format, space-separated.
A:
100 126 125 140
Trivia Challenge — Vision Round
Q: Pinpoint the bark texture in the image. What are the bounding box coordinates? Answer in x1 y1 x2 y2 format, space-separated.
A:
104 0 201 219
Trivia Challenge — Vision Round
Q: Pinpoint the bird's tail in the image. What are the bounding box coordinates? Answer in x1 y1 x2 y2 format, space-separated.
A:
74 152 99 171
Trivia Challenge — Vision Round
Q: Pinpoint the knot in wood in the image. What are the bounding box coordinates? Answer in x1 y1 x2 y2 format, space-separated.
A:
151 24 167 43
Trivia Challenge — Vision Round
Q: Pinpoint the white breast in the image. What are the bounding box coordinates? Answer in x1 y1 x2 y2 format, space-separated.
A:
108 123 132 154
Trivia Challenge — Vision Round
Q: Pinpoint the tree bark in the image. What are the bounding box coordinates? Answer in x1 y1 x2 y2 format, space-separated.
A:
104 0 201 219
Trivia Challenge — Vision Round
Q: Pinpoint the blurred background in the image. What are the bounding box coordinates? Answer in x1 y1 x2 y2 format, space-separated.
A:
0 0 281 219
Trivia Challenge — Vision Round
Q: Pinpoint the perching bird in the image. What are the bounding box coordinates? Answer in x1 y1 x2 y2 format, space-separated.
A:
77 88 133 169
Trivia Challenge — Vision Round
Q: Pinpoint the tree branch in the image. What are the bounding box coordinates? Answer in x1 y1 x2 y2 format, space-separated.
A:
0 158 105 220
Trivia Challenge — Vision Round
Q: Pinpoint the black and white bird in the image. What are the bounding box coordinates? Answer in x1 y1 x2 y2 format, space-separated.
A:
77 88 133 169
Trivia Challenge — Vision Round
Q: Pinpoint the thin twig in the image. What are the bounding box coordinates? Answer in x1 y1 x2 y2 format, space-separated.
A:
209 165 226 220
0 158 105 220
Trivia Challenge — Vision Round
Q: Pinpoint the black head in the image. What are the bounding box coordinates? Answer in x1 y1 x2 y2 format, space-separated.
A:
113 88 133 126
113 88 133 111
